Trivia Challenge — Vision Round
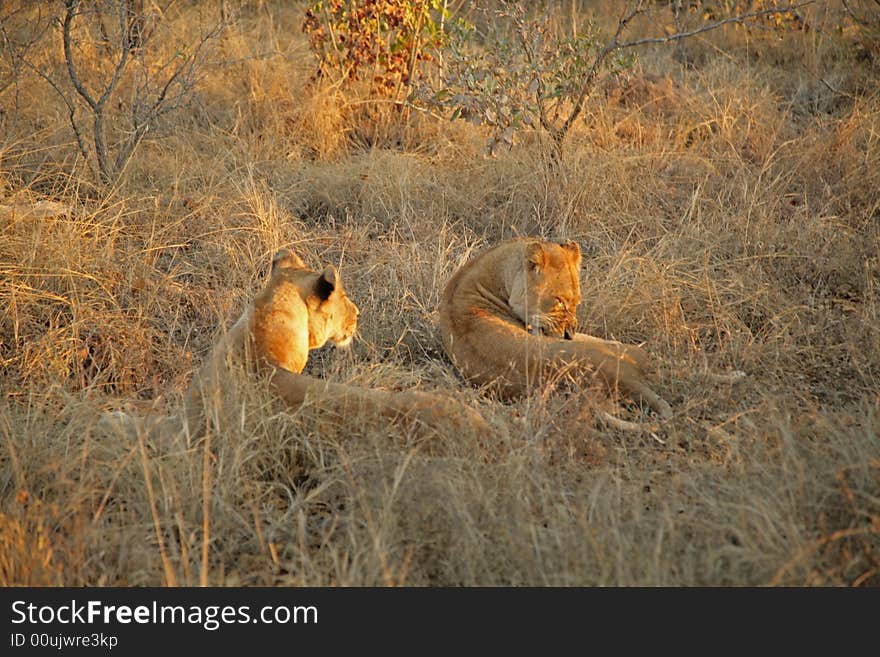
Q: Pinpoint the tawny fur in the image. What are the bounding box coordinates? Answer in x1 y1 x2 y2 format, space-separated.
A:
439 238 673 420
182 249 490 439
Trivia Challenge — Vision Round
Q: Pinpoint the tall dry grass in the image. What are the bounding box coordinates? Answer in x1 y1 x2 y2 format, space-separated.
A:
1 1 878 585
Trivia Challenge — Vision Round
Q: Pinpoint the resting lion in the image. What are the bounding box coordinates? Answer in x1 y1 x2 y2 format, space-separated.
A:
439 238 676 429
181 248 489 439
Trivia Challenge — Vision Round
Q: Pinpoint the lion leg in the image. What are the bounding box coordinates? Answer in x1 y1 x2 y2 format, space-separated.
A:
98 405 181 444
571 332 650 370
181 380 205 440
389 390 491 436
622 378 672 419
544 337 672 419
268 368 335 409
588 355 672 420
268 368 491 437
569 334 670 417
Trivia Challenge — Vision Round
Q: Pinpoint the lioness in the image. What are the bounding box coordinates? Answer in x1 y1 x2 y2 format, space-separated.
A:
438 238 673 426
183 248 489 439
182 248 356 433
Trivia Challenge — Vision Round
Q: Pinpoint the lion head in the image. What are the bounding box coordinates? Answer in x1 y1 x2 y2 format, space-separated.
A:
305 263 359 349
507 239 581 339
251 250 359 374
272 250 359 349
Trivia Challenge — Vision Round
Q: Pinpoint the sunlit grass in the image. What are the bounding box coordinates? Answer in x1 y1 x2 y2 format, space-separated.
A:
1 1 878 586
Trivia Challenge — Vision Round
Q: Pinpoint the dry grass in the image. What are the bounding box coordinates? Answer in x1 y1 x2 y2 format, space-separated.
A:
1 1 878 586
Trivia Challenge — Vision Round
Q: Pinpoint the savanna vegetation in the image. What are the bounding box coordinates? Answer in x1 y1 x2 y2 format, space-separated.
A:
1 0 878 586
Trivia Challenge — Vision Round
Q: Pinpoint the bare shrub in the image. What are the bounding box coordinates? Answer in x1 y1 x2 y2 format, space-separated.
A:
9 0 231 184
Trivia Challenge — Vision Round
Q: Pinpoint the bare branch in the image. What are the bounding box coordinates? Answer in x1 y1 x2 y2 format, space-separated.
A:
556 0 645 145
513 9 554 136
0 6 36 95
62 0 97 111
842 0 880 27
113 11 232 174
20 60 95 177
95 0 133 109
615 1 815 50
61 1 112 180
155 23 221 109
553 0 814 151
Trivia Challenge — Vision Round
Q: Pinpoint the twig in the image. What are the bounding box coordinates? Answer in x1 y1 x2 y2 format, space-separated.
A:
614 1 815 50
842 0 880 27
46 0 231 183
399 2 426 106
514 8 554 139
95 1 132 108
596 408 662 437
63 0 121 181
62 1 98 112
551 0 814 151
20 60 95 177
554 0 646 147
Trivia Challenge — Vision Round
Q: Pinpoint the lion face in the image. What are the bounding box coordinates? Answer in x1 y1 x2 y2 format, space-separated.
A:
508 240 581 339
264 252 360 363
307 265 360 349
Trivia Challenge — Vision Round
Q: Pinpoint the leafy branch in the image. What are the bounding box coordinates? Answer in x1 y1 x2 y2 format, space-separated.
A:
428 0 814 161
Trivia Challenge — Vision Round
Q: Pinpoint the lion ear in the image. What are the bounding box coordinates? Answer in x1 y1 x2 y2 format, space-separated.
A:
272 249 306 273
527 243 546 272
315 265 337 301
560 239 581 264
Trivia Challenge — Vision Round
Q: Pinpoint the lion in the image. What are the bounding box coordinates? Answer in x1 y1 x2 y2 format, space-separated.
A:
179 248 490 440
439 238 741 431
